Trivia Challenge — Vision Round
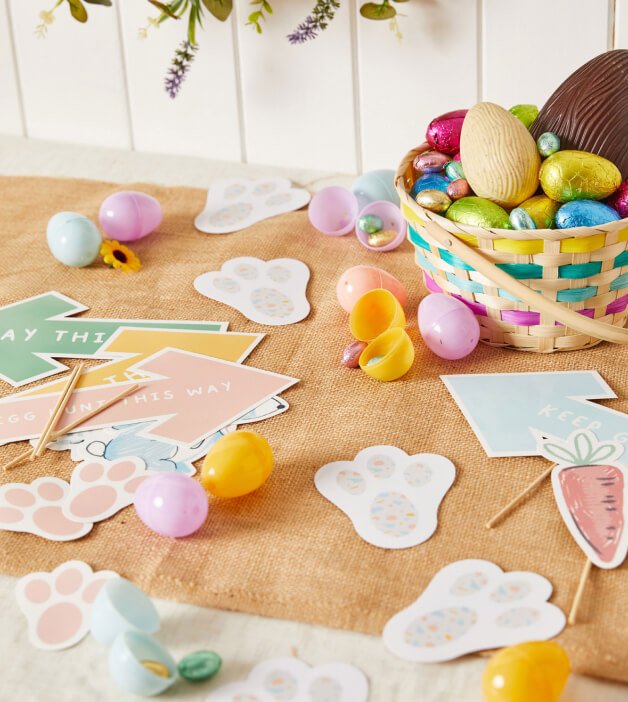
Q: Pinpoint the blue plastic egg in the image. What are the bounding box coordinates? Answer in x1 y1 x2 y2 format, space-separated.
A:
351 169 399 209
555 200 620 229
46 212 102 267
411 174 450 197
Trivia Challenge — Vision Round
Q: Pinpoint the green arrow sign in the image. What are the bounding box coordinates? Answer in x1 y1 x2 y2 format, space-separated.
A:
0 291 226 387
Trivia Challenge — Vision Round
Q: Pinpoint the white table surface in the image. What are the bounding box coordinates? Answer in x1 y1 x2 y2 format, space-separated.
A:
0 136 626 702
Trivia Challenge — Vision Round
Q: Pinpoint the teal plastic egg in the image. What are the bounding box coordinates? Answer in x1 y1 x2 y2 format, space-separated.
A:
351 169 399 209
46 212 102 268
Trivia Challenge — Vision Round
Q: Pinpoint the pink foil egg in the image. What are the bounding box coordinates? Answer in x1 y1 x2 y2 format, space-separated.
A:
99 191 163 242
413 151 451 174
607 180 628 218
134 473 208 538
426 110 468 155
336 265 407 313
342 340 368 368
446 178 472 200
418 293 480 360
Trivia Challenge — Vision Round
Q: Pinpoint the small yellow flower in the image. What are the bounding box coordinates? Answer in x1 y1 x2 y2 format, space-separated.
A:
39 10 55 24
100 240 141 273
137 27 148 39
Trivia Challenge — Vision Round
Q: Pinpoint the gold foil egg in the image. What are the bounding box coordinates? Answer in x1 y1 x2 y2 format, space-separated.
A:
414 189 451 214
518 194 561 229
539 150 621 202
367 230 398 247
446 196 512 229
460 102 541 208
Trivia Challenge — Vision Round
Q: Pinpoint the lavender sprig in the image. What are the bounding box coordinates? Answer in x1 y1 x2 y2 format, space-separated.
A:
164 40 198 99
287 0 340 44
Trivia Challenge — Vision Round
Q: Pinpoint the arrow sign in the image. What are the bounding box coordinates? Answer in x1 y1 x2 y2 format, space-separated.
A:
0 291 226 386
442 371 628 457
0 348 298 447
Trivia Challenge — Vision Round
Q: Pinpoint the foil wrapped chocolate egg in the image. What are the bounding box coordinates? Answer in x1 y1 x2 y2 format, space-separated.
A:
411 174 450 196
414 189 452 214
357 214 383 234
556 200 621 229
509 207 536 230
426 109 468 155
517 194 560 229
413 151 451 173
537 132 560 158
342 340 367 368
367 230 399 248
539 150 621 202
607 180 628 218
446 178 471 200
446 196 512 229
509 104 539 130
445 160 465 181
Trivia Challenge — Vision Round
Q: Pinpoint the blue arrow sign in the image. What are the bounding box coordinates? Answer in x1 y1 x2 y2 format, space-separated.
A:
442 371 628 457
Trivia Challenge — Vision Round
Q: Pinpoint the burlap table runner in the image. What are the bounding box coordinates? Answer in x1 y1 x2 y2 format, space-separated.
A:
0 176 626 683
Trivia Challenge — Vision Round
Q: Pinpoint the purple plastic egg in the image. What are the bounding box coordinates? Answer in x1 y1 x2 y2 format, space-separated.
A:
426 110 468 155
99 191 163 242
418 293 480 360
134 473 208 538
607 180 628 218
413 151 451 174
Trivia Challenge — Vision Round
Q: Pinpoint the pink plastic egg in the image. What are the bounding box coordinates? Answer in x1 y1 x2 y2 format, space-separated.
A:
336 265 407 313
418 293 480 360
426 110 468 155
134 473 208 538
99 191 163 242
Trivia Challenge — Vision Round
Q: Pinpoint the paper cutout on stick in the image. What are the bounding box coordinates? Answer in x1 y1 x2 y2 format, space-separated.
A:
16 560 118 650
315 446 455 549
383 559 565 663
537 429 627 570
195 257 311 326
195 177 311 234
204 657 369 702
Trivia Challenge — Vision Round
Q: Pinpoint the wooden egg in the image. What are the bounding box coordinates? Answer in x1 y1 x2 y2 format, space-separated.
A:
460 102 541 208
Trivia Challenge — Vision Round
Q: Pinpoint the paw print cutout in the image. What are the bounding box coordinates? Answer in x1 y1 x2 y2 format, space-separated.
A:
0 477 92 541
195 177 311 234
16 560 118 650
315 446 455 549
195 257 311 326
62 457 149 523
383 559 566 662
205 657 368 702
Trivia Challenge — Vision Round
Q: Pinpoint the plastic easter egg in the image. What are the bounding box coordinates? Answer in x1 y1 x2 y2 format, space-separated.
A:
540 150 621 202
418 293 480 360
99 191 163 243
446 179 471 200
336 266 406 313
351 169 400 209
446 197 512 229
201 431 273 499
413 151 451 174
607 179 628 218
359 327 414 382
46 212 101 268
308 186 358 236
537 132 560 158
178 651 222 683
355 201 406 252
426 109 468 155
411 174 450 197
517 194 560 229
445 160 465 181
509 208 536 230
134 473 208 538
482 641 570 702
350 288 406 342
556 200 620 229
414 189 451 214
342 340 368 368
508 104 539 129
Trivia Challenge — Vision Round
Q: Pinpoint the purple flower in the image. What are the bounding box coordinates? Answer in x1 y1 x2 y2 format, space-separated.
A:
164 40 198 99
287 0 339 44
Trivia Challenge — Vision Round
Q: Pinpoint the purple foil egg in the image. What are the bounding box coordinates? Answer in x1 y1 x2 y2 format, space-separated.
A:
607 180 628 218
413 151 451 174
342 341 367 368
426 110 468 155
446 178 471 200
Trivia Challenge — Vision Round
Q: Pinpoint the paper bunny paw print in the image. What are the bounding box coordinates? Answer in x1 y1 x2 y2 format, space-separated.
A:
15 560 118 650
383 559 566 662
195 257 311 326
62 457 149 523
0 477 92 541
315 446 455 549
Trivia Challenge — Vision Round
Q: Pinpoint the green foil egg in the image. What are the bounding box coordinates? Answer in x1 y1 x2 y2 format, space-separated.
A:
537 132 561 158
509 104 539 130
177 651 222 682
518 194 560 229
357 214 383 234
539 150 621 202
446 196 512 229
445 160 465 181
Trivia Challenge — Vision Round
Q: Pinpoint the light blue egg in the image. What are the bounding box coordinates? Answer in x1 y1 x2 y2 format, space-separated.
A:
411 174 450 197
537 132 561 158
509 207 537 230
445 160 465 182
351 169 399 209
46 212 102 267
556 200 621 229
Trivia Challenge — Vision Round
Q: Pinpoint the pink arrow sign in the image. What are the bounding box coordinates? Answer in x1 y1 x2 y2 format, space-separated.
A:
0 348 298 447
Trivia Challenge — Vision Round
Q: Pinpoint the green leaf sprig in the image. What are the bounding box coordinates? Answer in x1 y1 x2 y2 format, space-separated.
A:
246 0 274 34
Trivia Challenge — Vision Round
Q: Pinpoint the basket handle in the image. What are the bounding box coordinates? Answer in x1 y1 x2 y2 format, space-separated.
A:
422 220 628 345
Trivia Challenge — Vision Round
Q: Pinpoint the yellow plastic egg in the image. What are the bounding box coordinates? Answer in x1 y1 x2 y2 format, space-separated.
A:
482 641 570 702
201 431 273 498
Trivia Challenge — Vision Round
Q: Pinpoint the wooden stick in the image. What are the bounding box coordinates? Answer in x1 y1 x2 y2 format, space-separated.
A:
486 464 555 529
2 383 140 471
568 558 593 625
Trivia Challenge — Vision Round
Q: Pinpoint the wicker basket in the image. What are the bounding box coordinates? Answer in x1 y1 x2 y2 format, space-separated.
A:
396 146 628 352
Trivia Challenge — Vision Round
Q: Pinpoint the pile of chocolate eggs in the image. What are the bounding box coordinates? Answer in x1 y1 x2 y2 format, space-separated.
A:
410 49 628 230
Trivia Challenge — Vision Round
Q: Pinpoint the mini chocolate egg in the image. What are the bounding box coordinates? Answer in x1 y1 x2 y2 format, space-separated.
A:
411 174 450 196
509 207 536 230
413 151 451 174
342 340 367 368
99 191 162 242
357 214 383 234
414 189 451 214
46 212 102 268
426 109 468 155
540 150 621 202
537 132 560 158
418 293 480 360
446 197 512 229
445 160 465 181
517 194 560 229
556 200 620 229
607 180 628 218
508 104 539 129
446 178 471 200
336 265 406 313
367 230 399 248
351 169 400 208
355 201 405 251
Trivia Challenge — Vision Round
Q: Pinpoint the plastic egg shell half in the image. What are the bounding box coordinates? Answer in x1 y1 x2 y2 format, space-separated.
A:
308 186 359 236
418 293 480 360
99 191 163 242
336 265 406 313
46 212 102 268
351 169 400 210
355 201 406 252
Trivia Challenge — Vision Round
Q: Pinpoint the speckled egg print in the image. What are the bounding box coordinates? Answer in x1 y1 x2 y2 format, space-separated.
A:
250 288 294 319
404 607 477 647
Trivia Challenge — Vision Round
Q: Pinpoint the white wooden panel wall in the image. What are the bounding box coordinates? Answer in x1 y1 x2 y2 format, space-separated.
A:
0 1 625 173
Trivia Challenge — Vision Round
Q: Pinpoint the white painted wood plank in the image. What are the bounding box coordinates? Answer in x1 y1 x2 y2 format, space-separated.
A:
0 0 23 135
118 3 241 161
357 0 478 172
616 0 628 48
235 0 357 173
483 0 610 109
8 0 130 148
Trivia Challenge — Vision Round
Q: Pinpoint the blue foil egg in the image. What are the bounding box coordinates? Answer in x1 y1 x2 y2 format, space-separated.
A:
556 200 620 229
46 212 102 267
411 174 450 197
351 169 399 209
509 207 537 230
445 160 465 182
